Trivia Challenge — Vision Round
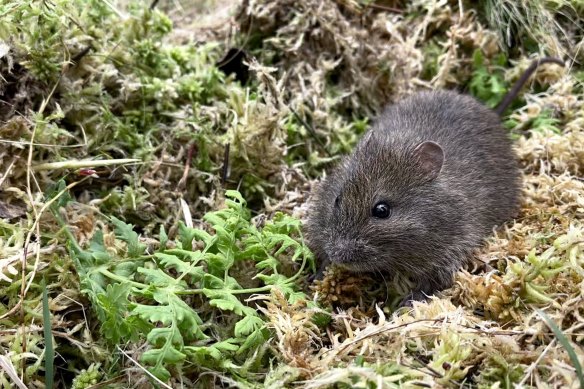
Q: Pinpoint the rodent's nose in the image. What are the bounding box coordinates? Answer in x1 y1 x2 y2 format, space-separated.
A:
326 239 361 264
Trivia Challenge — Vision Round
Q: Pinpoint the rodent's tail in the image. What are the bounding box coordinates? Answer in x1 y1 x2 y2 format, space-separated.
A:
494 57 565 116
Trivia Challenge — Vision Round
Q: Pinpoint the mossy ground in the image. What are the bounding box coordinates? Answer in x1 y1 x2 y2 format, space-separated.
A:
1 0 584 388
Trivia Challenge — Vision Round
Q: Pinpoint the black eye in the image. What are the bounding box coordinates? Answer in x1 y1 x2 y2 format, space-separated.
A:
372 202 391 218
334 195 340 207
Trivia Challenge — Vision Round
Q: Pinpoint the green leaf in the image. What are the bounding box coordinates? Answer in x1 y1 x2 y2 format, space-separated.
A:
268 233 300 256
255 255 280 271
185 345 222 364
238 242 264 259
204 212 229 227
472 49 484 67
131 303 174 327
225 190 246 206
184 338 242 365
237 328 269 356
112 261 139 278
468 50 509 109
77 188 314 380
141 343 186 381
178 222 214 248
42 278 54 389
138 267 187 289
45 179 73 211
203 289 256 316
155 252 205 279
91 250 111 264
202 273 225 289
165 248 207 262
214 338 241 353
79 269 108 298
205 252 234 275
96 283 150 345
88 231 109 259
147 327 184 347
234 315 264 337
133 287 208 379
111 216 147 257
256 274 306 303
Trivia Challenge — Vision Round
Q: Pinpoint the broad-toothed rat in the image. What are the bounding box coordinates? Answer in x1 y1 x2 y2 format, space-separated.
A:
304 57 564 306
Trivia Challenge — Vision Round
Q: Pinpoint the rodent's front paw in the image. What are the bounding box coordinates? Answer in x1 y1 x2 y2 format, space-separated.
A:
307 270 323 283
308 259 330 283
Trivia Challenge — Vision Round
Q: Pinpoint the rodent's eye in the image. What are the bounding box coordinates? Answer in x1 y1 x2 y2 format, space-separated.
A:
371 202 391 219
334 195 341 208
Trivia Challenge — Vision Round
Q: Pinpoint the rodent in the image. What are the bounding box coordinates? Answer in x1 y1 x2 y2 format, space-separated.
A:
304 57 565 307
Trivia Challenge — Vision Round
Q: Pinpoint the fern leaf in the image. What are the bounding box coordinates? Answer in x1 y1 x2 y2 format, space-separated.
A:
111 216 147 257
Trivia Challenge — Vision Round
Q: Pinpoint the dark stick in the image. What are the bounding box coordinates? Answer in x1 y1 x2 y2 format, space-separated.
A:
178 142 196 190
71 45 92 64
494 57 564 116
289 106 332 157
150 0 159 10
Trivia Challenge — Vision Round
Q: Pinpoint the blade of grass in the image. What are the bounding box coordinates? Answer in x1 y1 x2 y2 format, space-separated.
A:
536 309 584 389
42 278 54 389
0 355 27 389
32 158 141 171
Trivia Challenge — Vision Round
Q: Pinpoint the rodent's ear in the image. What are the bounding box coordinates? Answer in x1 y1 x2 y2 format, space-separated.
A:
413 141 444 181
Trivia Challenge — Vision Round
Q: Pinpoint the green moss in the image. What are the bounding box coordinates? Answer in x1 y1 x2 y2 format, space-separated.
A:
468 50 509 109
477 353 525 389
420 39 444 81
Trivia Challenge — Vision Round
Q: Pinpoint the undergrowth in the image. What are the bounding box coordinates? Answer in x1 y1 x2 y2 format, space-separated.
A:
50 186 315 383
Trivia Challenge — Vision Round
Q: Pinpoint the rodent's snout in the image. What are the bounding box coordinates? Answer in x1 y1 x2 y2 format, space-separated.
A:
325 238 369 266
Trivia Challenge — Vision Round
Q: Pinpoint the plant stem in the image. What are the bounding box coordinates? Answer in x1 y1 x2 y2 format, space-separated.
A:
176 285 274 296
98 268 148 289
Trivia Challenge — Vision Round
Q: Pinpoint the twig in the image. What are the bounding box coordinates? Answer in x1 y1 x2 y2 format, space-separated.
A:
518 339 555 386
71 45 92 64
0 354 27 389
324 319 443 355
178 142 196 190
400 361 441 379
116 346 172 389
289 106 332 157
412 356 444 379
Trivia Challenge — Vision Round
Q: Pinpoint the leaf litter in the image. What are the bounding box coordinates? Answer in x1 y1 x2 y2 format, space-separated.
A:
0 0 583 387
